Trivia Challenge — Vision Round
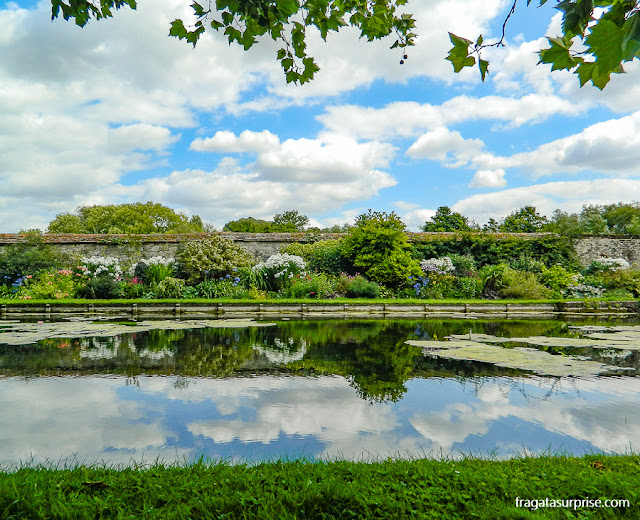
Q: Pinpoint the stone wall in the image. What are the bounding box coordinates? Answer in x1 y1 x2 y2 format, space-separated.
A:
1 233 639 267
573 235 640 267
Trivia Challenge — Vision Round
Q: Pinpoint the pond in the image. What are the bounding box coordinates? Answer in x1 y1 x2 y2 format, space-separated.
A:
1 317 639 466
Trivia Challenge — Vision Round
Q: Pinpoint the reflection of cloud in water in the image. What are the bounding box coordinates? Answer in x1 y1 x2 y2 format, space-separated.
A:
3 373 640 465
410 377 640 454
252 337 307 364
0 377 186 466
185 376 403 458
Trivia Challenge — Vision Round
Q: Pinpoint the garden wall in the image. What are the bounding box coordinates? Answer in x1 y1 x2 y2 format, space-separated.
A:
0 233 639 266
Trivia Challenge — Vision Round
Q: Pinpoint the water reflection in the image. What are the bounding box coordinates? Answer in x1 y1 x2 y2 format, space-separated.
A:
0 318 638 465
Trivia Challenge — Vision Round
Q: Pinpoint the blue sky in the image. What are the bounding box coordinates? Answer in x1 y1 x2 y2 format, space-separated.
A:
2 0 640 232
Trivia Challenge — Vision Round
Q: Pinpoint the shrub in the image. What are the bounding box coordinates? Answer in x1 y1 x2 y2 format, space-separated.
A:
585 257 631 275
538 265 578 296
420 257 455 275
0 234 67 286
451 277 483 298
196 277 248 298
342 210 421 288
122 277 146 298
600 269 640 297
131 256 175 285
156 277 186 298
345 275 380 298
500 271 553 299
77 276 122 299
252 253 306 292
283 272 336 298
22 270 77 299
509 255 546 274
282 239 350 275
176 235 254 284
479 263 513 297
413 233 580 270
448 254 477 277
77 256 123 280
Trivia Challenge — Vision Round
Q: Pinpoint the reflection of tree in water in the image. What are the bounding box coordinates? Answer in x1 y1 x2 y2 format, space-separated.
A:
172 328 254 377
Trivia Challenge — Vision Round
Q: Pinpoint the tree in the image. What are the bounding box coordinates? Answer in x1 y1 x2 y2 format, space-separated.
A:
50 0 416 85
223 217 274 232
422 206 473 232
47 202 208 234
342 210 421 288
499 206 548 233
600 202 640 233
51 1 637 89
448 0 640 89
272 210 309 232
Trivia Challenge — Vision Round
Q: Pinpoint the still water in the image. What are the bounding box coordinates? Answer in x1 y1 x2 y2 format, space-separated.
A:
1 318 639 466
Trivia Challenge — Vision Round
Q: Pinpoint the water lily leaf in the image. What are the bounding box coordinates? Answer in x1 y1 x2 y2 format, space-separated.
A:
0 319 275 345
406 340 630 377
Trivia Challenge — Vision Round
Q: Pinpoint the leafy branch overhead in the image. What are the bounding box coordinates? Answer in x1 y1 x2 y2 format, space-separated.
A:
50 1 640 89
448 0 640 89
50 0 416 85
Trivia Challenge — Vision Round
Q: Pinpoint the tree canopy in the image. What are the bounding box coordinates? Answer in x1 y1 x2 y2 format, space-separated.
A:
47 202 209 234
50 1 638 88
223 210 309 232
422 206 474 232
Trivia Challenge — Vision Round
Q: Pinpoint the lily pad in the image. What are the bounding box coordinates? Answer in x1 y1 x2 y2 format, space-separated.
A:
447 333 639 349
0 319 275 346
405 340 630 377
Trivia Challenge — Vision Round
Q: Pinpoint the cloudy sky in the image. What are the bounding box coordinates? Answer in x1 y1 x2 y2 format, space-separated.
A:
2 0 640 232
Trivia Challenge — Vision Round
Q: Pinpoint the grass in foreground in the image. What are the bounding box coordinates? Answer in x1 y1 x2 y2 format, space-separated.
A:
1 455 638 519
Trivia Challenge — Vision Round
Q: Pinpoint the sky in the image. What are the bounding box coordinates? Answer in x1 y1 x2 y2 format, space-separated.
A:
2 1 640 232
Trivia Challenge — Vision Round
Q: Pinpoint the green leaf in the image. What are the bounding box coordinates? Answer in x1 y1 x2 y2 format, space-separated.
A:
576 61 611 89
446 33 475 73
538 36 581 70
585 19 624 75
622 12 640 61
169 19 187 39
557 0 594 38
478 58 489 81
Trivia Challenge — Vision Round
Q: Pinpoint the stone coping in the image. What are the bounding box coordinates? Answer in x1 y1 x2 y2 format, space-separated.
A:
1 300 637 319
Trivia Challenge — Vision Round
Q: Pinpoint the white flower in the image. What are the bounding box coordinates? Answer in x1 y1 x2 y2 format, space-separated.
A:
420 257 455 275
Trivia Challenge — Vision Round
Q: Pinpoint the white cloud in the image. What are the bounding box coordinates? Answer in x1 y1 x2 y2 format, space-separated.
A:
452 178 640 224
134 157 396 228
401 208 437 231
469 169 506 188
407 127 485 167
190 130 280 153
469 111 640 178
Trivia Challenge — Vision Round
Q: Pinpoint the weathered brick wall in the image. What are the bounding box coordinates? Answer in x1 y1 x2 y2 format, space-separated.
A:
0 233 639 267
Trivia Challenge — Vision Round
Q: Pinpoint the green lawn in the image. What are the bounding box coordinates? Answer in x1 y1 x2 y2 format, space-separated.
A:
0 456 637 519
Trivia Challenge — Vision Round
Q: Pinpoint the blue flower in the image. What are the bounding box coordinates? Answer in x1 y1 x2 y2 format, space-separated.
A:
225 274 231 279
232 267 238 272
234 277 240 282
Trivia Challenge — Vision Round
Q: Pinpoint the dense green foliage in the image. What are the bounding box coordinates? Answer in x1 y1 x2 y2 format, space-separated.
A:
282 239 350 275
224 210 309 232
175 235 254 284
47 202 208 234
0 233 68 287
499 205 549 233
342 210 422 288
412 233 580 270
1 455 638 519
422 206 474 232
